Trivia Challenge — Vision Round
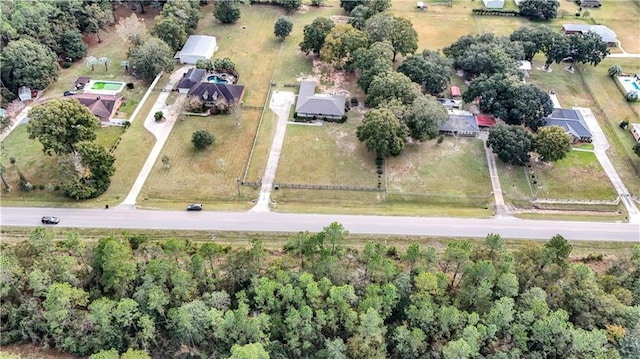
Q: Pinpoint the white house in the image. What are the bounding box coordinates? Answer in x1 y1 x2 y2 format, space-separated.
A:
174 35 218 64
483 0 505 9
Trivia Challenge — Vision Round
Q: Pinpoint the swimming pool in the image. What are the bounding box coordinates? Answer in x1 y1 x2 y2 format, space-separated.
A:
616 76 640 100
86 80 126 94
207 75 227 84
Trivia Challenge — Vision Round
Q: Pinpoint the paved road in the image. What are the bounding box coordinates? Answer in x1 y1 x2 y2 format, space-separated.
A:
2 207 638 241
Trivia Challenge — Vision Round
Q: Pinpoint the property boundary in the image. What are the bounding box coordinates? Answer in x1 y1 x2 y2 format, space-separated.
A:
273 183 384 192
242 84 272 183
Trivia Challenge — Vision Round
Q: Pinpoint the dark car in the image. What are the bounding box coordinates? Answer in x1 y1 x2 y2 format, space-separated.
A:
63 90 76 96
41 216 60 224
187 203 203 211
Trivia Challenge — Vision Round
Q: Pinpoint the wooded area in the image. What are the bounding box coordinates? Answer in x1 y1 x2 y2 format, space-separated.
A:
1 223 638 358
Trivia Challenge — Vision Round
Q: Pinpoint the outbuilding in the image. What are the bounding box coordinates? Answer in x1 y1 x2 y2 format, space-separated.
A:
174 35 218 64
483 0 505 9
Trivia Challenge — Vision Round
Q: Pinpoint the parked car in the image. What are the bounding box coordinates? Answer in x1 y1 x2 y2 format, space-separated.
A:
186 203 203 211
63 90 76 96
41 216 60 224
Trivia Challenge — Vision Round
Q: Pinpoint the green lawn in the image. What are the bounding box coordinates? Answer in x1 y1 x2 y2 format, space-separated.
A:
138 113 260 210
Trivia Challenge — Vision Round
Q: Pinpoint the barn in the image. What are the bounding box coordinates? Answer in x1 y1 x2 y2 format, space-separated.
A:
174 35 218 65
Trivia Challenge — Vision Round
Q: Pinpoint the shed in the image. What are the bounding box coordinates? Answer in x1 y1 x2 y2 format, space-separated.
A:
18 86 32 101
450 86 461 99
175 35 218 64
580 0 601 8
483 0 505 9
630 123 640 143
476 114 496 127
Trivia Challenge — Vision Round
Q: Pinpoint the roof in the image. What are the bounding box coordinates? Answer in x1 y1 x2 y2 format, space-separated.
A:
483 0 504 8
440 113 479 133
562 24 591 32
75 77 91 85
295 80 345 118
562 24 617 43
188 82 245 103
178 35 217 58
177 68 206 89
589 25 617 44
450 86 461 97
544 108 592 139
517 60 532 71
70 94 122 120
476 114 496 127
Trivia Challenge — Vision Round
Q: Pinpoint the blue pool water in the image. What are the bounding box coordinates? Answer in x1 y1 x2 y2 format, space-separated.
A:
632 82 640 91
207 75 226 84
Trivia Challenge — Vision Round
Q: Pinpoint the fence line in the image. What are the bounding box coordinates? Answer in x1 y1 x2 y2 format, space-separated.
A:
533 197 620 206
272 183 384 192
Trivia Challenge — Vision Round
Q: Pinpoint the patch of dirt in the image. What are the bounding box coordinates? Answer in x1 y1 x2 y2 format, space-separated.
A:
1 344 75 359
329 15 351 23
333 129 357 156
296 59 351 98
296 4 310 13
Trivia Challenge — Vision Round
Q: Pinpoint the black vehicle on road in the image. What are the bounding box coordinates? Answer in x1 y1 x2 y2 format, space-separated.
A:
186 204 203 211
41 216 60 224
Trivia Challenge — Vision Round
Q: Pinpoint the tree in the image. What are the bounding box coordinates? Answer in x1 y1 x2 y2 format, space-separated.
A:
608 64 622 78
356 108 409 158
161 0 201 32
281 0 302 13
542 32 571 70
535 126 572 162
568 31 610 71
98 56 111 72
403 95 449 142
27 99 100 155
518 0 559 20
633 143 640 157
83 3 114 43
299 17 335 55
364 14 418 61
320 24 369 69
192 130 214 150
487 123 534 166
128 37 175 80
366 72 420 107
398 52 452 95
85 56 98 71
502 84 554 130
59 142 116 200
115 13 147 47
214 0 241 24
510 25 555 61
61 30 88 61
227 343 269 359
92 237 136 298
274 16 293 41
153 16 187 52
0 38 60 93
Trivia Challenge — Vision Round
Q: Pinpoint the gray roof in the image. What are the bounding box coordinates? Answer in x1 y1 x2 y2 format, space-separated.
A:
179 35 217 58
295 80 345 117
177 68 206 89
544 108 592 139
440 114 479 133
562 24 617 44
562 24 591 32
188 82 245 103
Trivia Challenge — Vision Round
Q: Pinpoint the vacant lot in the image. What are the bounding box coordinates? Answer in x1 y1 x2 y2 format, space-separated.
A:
139 111 261 210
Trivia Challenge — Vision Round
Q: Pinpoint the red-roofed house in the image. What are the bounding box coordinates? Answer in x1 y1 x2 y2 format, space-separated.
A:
70 94 123 123
476 114 496 128
450 86 461 99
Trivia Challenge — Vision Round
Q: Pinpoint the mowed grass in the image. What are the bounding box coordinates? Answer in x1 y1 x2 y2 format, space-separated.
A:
275 118 378 186
531 150 617 200
0 123 140 207
584 0 640 53
138 113 260 210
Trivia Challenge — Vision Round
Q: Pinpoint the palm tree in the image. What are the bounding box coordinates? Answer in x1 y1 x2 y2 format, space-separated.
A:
85 56 98 71
98 56 111 71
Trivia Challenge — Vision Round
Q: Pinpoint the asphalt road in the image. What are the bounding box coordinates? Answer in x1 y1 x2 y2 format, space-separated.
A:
1 207 638 242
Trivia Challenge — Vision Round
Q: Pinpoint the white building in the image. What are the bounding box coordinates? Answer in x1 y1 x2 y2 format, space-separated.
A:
174 35 218 64
483 0 505 9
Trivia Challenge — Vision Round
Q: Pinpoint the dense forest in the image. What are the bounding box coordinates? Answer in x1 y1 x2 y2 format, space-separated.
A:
1 223 639 359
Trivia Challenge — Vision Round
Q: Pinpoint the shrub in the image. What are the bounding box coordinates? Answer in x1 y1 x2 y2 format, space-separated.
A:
20 179 33 192
192 130 214 150
625 91 639 102
126 82 135 89
350 97 359 106
54 185 61 191
608 65 622 78
38 184 45 190
154 111 164 121
62 62 72 69
620 121 629 130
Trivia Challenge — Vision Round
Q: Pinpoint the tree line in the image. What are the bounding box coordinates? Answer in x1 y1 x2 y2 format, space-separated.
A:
1 224 639 358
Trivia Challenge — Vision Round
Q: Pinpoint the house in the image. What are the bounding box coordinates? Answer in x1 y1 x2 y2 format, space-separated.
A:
579 0 601 8
187 82 245 111
439 110 479 136
177 68 207 94
483 0 505 9
70 94 123 123
561 24 617 47
476 114 497 128
542 108 592 143
630 123 640 143
174 35 218 64
295 80 345 121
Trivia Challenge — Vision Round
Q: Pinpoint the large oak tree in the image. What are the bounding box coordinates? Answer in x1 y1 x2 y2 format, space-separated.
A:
356 108 409 157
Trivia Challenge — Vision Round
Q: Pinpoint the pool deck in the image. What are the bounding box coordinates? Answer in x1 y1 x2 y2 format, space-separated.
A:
84 80 126 96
